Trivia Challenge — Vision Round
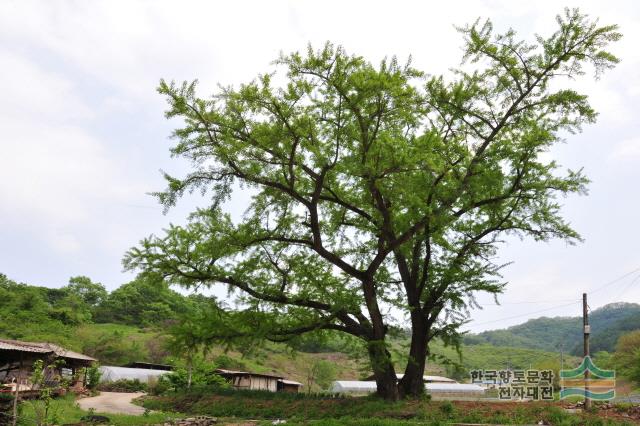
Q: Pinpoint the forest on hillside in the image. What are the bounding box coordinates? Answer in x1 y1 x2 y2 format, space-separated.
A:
2 272 639 390
464 302 640 354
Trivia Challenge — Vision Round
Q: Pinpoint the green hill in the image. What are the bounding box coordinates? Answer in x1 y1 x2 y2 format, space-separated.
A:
0 272 617 388
464 302 640 354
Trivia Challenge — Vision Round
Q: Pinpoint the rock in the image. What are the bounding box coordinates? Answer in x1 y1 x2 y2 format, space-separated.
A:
79 414 110 424
155 416 218 425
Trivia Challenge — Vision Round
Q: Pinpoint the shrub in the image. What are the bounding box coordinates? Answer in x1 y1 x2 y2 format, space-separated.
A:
158 368 229 392
96 379 147 393
213 354 246 371
147 376 171 396
84 364 102 390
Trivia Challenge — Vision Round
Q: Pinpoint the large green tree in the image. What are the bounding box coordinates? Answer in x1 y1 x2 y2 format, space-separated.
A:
125 10 620 399
94 275 189 326
613 330 640 385
66 276 108 308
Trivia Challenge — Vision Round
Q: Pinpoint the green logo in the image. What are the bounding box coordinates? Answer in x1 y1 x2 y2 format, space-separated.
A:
560 356 615 400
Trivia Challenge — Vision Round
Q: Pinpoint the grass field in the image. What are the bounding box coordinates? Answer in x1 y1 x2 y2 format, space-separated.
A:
16 394 180 426
142 389 638 425
9 390 639 425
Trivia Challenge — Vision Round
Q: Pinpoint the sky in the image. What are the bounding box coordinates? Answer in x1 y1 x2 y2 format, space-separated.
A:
0 0 638 333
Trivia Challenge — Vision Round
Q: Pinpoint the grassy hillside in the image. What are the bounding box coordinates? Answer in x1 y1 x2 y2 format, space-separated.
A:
464 302 640 355
0 272 616 387
0 318 577 387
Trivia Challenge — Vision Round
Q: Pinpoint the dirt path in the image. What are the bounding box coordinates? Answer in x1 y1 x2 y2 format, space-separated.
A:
77 392 146 415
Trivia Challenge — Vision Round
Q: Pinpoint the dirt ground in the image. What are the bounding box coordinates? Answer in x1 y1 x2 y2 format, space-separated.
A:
77 391 146 415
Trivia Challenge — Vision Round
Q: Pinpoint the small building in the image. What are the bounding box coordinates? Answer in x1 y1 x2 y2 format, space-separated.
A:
215 369 302 393
277 378 303 393
215 369 281 392
0 339 96 392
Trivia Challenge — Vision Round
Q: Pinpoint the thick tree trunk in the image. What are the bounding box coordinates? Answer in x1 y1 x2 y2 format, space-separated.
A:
367 341 399 401
399 312 429 398
361 277 399 400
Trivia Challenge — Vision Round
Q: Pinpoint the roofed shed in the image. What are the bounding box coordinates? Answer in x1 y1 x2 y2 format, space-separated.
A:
277 378 303 393
0 339 96 392
215 369 283 392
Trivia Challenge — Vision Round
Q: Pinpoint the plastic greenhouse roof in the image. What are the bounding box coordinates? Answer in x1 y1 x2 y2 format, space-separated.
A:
99 366 170 383
330 381 484 393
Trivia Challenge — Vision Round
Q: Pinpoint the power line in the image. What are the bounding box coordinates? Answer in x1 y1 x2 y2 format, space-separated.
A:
588 266 640 294
478 298 579 306
608 273 640 304
468 266 640 328
468 301 579 328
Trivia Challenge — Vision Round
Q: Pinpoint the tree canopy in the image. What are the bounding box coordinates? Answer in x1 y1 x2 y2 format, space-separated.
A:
125 9 620 399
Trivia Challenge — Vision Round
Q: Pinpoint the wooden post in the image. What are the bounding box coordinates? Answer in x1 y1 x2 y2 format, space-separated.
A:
11 353 24 426
583 293 591 410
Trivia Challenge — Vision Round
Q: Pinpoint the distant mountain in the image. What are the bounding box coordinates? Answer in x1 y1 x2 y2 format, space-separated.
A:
464 302 640 355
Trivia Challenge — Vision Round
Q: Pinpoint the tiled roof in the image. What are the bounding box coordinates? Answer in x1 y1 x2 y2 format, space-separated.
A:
0 339 51 353
0 339 96 361
44 343 96 361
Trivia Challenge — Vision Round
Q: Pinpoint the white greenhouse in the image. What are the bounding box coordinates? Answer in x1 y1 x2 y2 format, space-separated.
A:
330 380 485 396
330 380 378 394
99 366 170 383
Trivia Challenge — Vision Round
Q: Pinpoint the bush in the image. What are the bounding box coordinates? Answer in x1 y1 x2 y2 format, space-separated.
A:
84 364 102 390
159 368 229 392
213 354 246 371
439 400 454 417
97 379 147 393
147 376 171 396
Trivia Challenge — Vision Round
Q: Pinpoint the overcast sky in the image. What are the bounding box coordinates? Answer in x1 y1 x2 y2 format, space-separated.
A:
1 0 638 333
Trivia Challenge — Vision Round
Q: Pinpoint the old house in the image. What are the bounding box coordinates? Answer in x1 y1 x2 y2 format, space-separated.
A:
0 339 96 392
215 369 302 393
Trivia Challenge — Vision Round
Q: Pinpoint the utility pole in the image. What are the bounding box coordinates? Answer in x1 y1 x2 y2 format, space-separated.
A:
583 292 591 410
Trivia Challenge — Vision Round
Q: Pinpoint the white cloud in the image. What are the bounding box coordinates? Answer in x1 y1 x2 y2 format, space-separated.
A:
0 0 638 321
0 46 152 260
0 50 91 121
608 137 640 162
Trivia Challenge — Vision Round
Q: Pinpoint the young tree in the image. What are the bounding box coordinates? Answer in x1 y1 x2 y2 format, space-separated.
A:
125 10 620 399
165 297 220 389
306 360 337 392
613 330 640 385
